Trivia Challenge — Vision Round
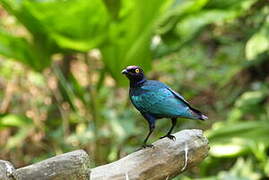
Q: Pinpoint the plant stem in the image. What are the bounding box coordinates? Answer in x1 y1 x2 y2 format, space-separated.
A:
84 53 99 164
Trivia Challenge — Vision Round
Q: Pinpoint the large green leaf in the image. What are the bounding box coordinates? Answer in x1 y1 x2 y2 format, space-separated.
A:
1 0 109 52
1 0 172 82
22 0 110 52
100 0 172 84
0 0 110 70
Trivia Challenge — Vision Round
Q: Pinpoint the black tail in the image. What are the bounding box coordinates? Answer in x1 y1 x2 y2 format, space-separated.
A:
190 107 208 121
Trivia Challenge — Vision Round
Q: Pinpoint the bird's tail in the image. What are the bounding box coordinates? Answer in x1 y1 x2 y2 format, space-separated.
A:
189 107 208 120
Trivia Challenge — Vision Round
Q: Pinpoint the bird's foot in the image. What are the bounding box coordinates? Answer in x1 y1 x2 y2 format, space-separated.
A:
160 134 176 141
136 144 154 151
142 144 154 148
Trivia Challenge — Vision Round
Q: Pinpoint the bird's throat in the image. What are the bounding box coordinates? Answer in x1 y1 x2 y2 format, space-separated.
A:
130 77 147 87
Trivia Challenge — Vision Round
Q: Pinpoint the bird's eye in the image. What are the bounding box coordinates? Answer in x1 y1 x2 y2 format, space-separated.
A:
135 69 140 73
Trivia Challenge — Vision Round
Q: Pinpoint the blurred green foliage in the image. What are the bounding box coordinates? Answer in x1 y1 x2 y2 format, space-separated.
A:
0 0 269 179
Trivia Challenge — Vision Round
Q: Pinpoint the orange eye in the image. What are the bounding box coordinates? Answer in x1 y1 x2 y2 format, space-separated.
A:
135 69 140 73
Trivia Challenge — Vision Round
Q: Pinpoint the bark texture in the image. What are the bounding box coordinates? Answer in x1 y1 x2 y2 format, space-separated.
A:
90 129 209 180
14 150 90 180
0 160 16 180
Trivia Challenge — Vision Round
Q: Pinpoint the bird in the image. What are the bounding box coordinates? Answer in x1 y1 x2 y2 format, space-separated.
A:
121 65 208 148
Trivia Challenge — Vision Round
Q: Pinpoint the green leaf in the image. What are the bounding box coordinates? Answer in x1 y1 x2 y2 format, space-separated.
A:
158 0 210 34
0 114 32 127
206 120 269 157
1 0 109 69
205 0 257 10
0 0 54 70
218 158 261 180
154 0 257 58
0 30 48 71
176 10 237 43
5 127 31 149
246 25 269 60
235 90 267 108
23 0 109 52
100 0 172 84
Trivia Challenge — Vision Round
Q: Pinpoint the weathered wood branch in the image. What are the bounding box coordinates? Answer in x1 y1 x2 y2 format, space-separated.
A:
14 150 90 180
0 160 16 180
91 129 209 180
0 129 209 180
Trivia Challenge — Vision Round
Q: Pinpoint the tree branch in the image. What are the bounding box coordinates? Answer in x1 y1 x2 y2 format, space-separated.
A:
14 150 90 180
91 129 209 180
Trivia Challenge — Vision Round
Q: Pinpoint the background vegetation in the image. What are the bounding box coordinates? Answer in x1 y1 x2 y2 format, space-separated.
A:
0 0 269 179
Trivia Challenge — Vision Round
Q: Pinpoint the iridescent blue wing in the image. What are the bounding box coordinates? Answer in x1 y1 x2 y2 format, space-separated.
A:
166 87 190 106
131 85 193 118
166 86 207 120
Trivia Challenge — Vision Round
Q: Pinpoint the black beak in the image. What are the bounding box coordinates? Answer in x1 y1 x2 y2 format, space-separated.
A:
121 69 128 75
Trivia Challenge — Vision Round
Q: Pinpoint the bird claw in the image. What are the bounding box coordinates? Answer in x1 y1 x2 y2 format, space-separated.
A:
141 144 154 149
160 134 176 141
136 144 154 151
142 144 154 148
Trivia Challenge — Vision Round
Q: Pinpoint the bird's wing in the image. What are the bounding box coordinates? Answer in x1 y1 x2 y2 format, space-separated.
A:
144 80 191 106
131 86 192 117
166 87 207 120
166 87 190 106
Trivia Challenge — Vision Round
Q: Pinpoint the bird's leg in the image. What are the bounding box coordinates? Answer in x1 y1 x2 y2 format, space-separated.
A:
141 114 156 148
142 123 155 148
160 118 177 141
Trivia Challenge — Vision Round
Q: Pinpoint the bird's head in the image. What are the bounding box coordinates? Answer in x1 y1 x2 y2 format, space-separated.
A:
121 65 146 84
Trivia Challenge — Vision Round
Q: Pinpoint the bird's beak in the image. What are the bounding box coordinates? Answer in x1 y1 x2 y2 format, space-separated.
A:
121 69 128 75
